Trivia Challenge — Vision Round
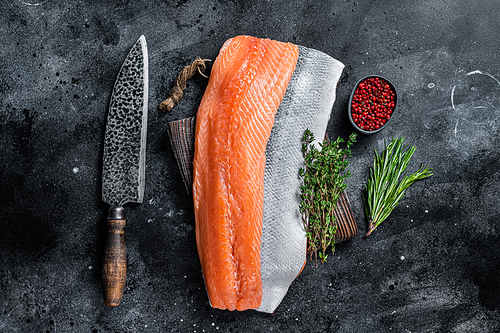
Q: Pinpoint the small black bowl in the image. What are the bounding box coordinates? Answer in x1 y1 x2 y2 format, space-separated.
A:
348 75 398 135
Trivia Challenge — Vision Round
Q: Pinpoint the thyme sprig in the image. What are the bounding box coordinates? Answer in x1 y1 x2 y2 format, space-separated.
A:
364 137 433 237
299 129 357 264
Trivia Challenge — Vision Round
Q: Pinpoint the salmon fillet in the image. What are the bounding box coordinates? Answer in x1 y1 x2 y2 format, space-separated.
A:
192 35 299 311
258 46 345 313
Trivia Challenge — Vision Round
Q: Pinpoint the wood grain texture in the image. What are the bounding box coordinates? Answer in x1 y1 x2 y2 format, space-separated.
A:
324 134 359 242
102 218 127 307
167 117 196 195
333 191 358 242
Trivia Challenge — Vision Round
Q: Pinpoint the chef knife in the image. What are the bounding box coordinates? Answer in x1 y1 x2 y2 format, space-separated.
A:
101 35 148 307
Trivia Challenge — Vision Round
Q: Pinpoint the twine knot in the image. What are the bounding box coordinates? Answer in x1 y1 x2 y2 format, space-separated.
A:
160 57 211 112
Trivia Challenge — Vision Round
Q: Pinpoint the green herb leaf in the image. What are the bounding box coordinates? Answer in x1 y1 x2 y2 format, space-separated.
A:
299 130 357 264
364 137 433 237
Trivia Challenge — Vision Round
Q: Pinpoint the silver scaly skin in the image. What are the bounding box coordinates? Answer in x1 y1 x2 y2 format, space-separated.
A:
257 46 344 313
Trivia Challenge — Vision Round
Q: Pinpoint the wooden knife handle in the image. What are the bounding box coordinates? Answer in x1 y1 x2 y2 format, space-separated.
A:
102 206 126 307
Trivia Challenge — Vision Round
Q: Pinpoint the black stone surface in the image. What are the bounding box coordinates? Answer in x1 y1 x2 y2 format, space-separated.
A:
1 0 500 332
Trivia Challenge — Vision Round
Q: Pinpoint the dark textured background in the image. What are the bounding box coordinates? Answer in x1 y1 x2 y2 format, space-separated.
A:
1 0 500 332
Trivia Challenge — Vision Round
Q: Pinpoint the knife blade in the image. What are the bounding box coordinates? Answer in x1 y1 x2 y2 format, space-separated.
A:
101 35 148 307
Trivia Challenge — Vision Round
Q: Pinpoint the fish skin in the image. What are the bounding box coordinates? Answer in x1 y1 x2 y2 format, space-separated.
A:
192 35 299 311
257 45 344 313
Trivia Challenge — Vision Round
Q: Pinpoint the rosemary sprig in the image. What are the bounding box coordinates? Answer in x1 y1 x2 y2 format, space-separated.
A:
299 129 357 264
364 137 433 237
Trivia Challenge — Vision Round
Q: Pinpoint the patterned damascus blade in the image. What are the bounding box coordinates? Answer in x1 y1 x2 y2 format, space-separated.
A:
100 35 148 307
102 35 148 206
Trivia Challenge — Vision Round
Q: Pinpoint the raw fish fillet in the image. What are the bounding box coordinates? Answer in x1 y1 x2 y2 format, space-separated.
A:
168 116 358 312
192 35 299 311
257 46 344 313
